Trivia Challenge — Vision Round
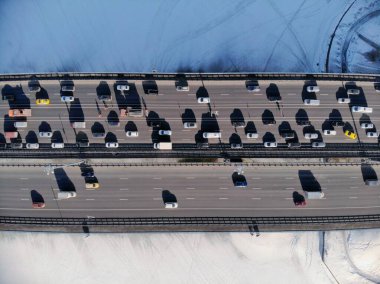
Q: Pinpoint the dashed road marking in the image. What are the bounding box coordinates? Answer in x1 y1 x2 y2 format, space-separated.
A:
87 92 96 96
288 93 296 96
120 177 128 180
154 187 163 190
19 178 29 180
251 197 261 200
153 177 162 180
252 177 261 180
350 186 359 189
286 187 295 190
186 197 195 200
285 177 294 180
349 196 358 199
20 188 29 191
350 177 358 179
220 93 230 96
20 198 29 201
219 197 229 200
187 93 196 96
253 93 262 96
119 198 128 201
119 188 129 191
252 187 262 190
186 177 195 179
153 198 161 200
219 187 228 190
186 187 195 190
320 93 329 96
285 197 293 200
86 199 95 201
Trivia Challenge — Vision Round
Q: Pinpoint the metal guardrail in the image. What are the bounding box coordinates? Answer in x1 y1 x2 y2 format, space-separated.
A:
0 72 379 82
1 215 380 226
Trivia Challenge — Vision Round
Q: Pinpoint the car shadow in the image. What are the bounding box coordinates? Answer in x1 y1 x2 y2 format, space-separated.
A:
298 170 321 192
162 190 177 203
53 168 76 192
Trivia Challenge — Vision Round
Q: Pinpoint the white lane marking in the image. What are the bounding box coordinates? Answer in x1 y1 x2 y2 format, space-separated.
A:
153 187 163 190
20 188 29 191
20 198 29 201
186 187 195 190
220 93 230 96
320 93 329 96
153 177 162 180
87 92 96 96
286 187 295 190
350 186 359 189
287 93 296 96
350 177 358 179
186 197 195 200
219 197 229 200
253 93 262 96
251 197 261 200
187 93 196 96
186 177 195 179
119 188 129 191
349 196 358 199
120 177 128 180
285 197 293 200
119 198 128 201
252 177 261 180
86 199 95 201
252 187 262 190
285 177 294 180
219 187 228 190
153 198 161 200
19 178 29 180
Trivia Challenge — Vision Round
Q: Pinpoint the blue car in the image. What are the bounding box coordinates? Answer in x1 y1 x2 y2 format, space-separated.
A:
234 180 248 188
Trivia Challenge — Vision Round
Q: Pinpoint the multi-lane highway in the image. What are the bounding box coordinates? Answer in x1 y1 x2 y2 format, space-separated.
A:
1 165 380 218
1 79 380 147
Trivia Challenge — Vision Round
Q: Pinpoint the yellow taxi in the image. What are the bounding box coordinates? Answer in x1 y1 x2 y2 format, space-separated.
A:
36 98 50 105
345 130 357 139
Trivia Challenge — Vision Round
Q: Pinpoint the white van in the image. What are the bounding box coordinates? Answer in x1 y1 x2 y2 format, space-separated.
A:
14 121 28 128
57 191 77 199
304 191 324 199
203 132 221 139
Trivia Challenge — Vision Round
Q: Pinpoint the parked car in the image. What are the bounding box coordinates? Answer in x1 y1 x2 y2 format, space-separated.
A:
345 130 357 139
374 83 380 93
264 142 277 148
105 142 119 148
116 84 130 91
311 142 326 148
231 143 243 149
304 99 320 106
352 106 372 113
183 122 197 129
26 143 39 149
164 202 178 209
360 123 374 129
304 133 318 139
36 98 50 105
61 95 74 102
32 201 45 209
246 132 259 139
176 85 189 91
92 132 106 138
337 98 350 104
323 130 336 136
126 131 139 137
347 88 360 95
331 120 345 127
10 143 23 149
51 143 64 148
234 180 248 187
306 86 320 93
197 97 210 104
61 84 75 92
158 130 172 136
232 121 245 128
39 131 53 138
367 132 379 138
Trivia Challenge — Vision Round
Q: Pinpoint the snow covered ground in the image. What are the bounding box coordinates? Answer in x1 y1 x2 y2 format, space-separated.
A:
0 0 378 74
0 229 379 284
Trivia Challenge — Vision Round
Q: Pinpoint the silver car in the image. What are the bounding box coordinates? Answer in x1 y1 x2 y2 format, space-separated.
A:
158 130 172 136
306 86 320 93
361 123 374 129
304 133 318 139
105 142 119 148
311 142 326 148
126 131 139 137
367 132 379 138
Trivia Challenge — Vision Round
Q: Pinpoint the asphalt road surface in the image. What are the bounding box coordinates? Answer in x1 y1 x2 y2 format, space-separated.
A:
1 79 379 147
1 165 379 218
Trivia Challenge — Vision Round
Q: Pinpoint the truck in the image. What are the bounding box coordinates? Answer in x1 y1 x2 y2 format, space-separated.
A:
153 142 172 150
71 121 86 128
8 109 32 117
303 190 325 199
119 107 143 118
5 131 18 139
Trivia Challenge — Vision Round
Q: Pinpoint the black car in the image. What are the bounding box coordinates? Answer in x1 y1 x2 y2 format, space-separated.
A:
232 121 246 128
98 94 112 101
148 120 161 127
263 117 276 125
81 171 95 177
10 142 23 149
268 94 281 102
288 142 301 148
374 82 380 92
296 120 311 126
92 132 106 138
331 120 345 127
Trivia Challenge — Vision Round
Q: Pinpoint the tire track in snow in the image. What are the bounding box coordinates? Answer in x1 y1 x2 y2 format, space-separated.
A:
263 0 308 71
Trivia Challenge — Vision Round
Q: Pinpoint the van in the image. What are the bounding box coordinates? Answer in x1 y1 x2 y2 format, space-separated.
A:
51 143 64 148
14 121 28 128
57 191 77 199
71 121 86 128
304 191 324 199
203 132 221 139
304 99 320 106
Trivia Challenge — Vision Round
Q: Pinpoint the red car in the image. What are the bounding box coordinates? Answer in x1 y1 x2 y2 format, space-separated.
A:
32 202 45 209
294 200 307 207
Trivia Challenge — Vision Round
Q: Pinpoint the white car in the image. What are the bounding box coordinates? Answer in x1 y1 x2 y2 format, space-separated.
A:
337 98 351 104
57 191 77 200
304 133 318 139
117 84 130 91
197 97 210 104
323 130 336 136
352 106 372 113
126 131 139 137
183 122 197 129
311 142 326 148
176 85 189 91
264 142 277 148
361 123 374 129
51 143 64 148
39 131 53 138
367 132 379 138
304 99 320 106
158 130 172 136
164 202 178 209
306 86 320 93
26 143 39 149
61 95 74 102
105 142 119 148
347 88 360 95
246 132 259 139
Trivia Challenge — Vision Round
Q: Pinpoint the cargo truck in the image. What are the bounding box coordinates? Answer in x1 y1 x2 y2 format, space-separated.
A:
153 142 172 150
5 131 18 139
8 109 32 117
